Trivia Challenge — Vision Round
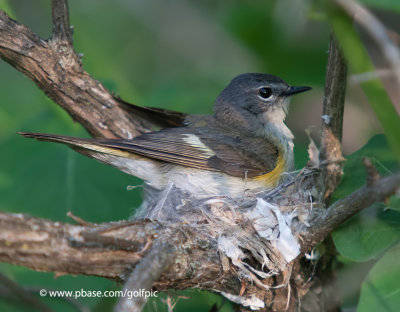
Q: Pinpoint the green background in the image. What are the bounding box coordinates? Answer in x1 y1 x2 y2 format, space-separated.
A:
0 0 399 311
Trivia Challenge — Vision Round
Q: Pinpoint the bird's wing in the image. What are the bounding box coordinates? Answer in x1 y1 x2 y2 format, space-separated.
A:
18 128 279 178
114 96 187 128
96 128 279 178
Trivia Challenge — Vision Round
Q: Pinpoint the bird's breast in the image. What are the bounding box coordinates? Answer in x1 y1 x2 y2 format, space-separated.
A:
252 152 285 187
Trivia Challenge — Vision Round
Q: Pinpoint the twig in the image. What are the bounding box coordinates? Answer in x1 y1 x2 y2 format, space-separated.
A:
363 158 380 187
350 69 396 84
51 0 72 44
114 241 175 312
305 171 400 246
321 36 347 143
319 35 347 201
335 0 400 96
67 211 92 226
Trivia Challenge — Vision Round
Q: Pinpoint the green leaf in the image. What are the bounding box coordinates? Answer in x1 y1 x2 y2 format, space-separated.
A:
357 245 400 312
332 135 400 262
388 195 400 212
333 205 400 262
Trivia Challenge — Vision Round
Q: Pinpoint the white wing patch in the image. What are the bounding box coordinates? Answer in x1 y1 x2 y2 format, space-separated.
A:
182 134 215 157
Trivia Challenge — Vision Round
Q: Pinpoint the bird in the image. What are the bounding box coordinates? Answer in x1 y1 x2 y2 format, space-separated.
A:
19 73 311 198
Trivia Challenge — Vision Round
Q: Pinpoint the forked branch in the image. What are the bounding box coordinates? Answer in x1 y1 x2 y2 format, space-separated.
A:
304 161 400 247
0 8 148 139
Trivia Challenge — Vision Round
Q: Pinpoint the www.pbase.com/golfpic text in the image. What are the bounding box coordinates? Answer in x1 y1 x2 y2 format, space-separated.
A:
39 288 158 300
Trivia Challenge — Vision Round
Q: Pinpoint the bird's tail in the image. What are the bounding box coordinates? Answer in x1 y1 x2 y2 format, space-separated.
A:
17 132 132 159
18 132 166 187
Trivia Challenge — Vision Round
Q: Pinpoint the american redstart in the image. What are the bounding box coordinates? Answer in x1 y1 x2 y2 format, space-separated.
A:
19 73 311 197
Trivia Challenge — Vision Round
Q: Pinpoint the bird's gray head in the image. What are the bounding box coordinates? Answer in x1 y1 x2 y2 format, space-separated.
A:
214 73 311 136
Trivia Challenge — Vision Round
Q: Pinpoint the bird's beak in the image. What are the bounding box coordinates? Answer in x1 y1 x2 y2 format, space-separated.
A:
286 86 312 96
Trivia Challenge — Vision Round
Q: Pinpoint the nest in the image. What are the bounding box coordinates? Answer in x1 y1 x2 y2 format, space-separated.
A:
134 168 323 310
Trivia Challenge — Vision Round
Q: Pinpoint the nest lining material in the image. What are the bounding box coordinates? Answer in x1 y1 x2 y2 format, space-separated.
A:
134 168 321 310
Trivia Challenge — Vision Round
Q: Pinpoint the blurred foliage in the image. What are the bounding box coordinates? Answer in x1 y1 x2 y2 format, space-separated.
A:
0 0 399 311
332 135 400 262
357 245 400 312
332 135 400 310
327 1 400 162
326 0 400 308
360 0 400 12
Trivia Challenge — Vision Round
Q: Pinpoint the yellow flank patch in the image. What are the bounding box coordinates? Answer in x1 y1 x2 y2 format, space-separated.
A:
253 152 285 187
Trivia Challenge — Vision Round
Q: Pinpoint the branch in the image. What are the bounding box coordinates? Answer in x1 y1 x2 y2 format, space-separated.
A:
51 0 72 44
321 36 347 143
0 210 310 310
0 9 149 139
115 241 174 312
0 212 227 290
335 0 400 93
305 168 400 246
319 35 347 201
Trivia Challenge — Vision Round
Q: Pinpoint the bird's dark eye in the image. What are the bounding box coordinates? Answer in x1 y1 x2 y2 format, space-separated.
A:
258 87 273 99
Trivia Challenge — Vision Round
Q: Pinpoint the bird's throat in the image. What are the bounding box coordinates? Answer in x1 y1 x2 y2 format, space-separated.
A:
261 108 294 172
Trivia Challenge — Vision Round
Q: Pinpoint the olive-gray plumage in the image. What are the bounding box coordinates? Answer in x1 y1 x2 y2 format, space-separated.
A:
19 73 311 197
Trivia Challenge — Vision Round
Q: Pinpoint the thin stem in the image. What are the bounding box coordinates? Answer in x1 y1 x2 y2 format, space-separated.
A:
321 36 347 143
319 35 347 201
51 0 72 44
